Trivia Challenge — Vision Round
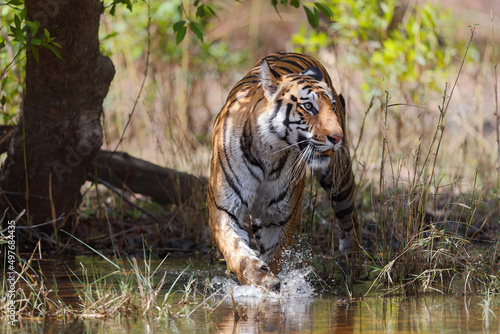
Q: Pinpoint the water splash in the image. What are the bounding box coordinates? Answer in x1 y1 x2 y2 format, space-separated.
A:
277 266 315 297
210 244 315 299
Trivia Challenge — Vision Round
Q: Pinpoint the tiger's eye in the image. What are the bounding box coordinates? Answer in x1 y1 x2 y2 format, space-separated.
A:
331 100 337 112
304 103 313 110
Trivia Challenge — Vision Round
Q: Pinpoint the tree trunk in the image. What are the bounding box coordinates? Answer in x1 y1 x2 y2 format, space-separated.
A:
0 1 115 235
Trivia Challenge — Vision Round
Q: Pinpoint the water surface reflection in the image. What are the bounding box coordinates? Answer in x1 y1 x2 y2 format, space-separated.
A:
207 294 499 333
3 255 499 333
6 293 499 333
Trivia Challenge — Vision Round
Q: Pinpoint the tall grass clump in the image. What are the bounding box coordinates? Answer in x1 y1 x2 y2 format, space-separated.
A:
1 241 72 320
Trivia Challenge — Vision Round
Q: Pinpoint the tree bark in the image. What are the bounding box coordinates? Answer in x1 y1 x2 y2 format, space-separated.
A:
0 1 115 233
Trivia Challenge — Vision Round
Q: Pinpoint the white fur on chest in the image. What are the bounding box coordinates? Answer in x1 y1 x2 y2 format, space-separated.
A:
240 148 301 218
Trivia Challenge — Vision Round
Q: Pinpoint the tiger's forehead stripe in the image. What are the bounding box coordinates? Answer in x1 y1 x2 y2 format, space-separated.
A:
227 52 333 99
298 88 317 101
267 53 316 69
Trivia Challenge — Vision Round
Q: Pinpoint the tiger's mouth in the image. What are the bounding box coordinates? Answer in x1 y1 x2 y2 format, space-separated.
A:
297 138 334 157
307 147 333 169
314 148 332 157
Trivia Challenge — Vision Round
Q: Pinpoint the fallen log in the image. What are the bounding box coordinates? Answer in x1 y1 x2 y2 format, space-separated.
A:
89 150 207 206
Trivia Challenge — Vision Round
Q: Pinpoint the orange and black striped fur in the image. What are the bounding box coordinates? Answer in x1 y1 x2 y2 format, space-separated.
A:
208 52 359 289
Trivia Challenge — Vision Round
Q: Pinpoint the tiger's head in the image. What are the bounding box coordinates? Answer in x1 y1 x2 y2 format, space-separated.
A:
257 60 345 170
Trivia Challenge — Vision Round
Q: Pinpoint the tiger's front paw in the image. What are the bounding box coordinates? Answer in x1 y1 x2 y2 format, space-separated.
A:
339 231 352 254
241 259 280 291
339 230 360 254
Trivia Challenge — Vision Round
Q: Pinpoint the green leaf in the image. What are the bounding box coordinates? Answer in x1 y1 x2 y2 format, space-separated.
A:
109 0 132 16
20 5 27 20
30 46 39 63
44 43 63 60
8 0 24 6
30 38 41 46
14 14 21 29
196 5 205 18
314 3 333 19
173 20 185 32
101 32 119 41
13 27 25 43
25 20 39 36
175 26 187 45
124 0 132 11
0 41 5 50
304 6 319 28
110 0 132 15
205 5 217 18
271 0 279 14
189 21 204 43
290 0 300 8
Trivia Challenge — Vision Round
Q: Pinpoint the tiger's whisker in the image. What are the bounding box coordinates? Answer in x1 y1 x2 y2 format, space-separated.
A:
289 145 311 183
271 140 309 155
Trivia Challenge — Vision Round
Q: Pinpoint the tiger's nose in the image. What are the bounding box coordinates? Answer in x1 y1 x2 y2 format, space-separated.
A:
327 135 343 144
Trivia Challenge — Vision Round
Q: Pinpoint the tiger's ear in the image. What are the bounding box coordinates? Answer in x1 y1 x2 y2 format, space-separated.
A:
339 93 345 110
300 66 323 82
260 60 281 100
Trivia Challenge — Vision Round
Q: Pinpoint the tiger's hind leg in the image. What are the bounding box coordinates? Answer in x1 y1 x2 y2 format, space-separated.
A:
208 190 280 290
314 154 360 255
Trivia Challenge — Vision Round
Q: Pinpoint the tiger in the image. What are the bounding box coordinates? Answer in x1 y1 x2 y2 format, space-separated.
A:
208 52 359 290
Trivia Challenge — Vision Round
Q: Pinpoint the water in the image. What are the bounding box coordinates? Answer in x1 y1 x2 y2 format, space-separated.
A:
6 291 499 333
2 254 500 333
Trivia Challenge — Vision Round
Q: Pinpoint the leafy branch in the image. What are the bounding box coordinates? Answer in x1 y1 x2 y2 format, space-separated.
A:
172 0 334 44
2 3 62 63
